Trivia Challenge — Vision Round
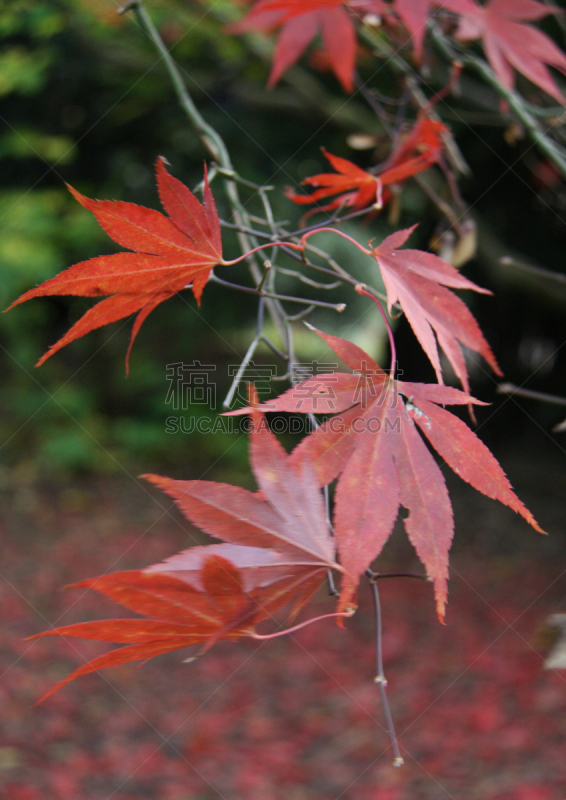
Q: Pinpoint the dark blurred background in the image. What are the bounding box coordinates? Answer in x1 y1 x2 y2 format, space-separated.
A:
1 0 565 491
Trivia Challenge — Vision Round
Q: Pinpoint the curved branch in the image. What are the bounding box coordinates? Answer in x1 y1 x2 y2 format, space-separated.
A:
119 0 288 343
428 22 566 180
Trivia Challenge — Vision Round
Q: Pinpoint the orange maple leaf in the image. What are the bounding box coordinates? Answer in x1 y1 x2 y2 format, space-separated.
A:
5 158 222 371
286 114 448 217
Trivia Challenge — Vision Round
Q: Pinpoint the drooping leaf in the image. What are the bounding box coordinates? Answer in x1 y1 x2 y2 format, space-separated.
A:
31 397 338 700
384 114 448 172
442 0 566 105
143 398 337 568
29 563 255 702
147 543 321 593
5 158 222 370
229 327 543 619
370 225 501 395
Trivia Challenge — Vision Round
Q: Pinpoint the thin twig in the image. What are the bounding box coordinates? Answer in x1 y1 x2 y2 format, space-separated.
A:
356 284 397 378
497 383 566 406
285 205 376 238
524 102 566 118
428 22 566 180
251 609 354 640
222 334 261 409
260 336 288 361
413 173 463 233
276 265 342 290
500 256 566 284
119 1 229 164
209 273 347 310
220 219 278 240
372 572 429 581
365 570 404 767
120 0 288 343
285 305 317 322
302 241 358 282
215 165 274 192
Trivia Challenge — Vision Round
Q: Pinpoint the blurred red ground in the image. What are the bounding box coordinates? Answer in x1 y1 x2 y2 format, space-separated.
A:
1 473 565 800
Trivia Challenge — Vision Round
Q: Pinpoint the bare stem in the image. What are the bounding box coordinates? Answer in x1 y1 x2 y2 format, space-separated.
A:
500 256 566 284
372 572 429 581
260 336 288 360
120 0 288 343
119 1 229 164
301 240 361 282
365 570 404 767
222 334 261 410
251 609 354 640
497 383 566 406
356 285 397 379
286 305 316 322
209 274 346 311
221 241 302 265
276 266 342 290
300 228 371 255
286 205 381 237
215 166 274 192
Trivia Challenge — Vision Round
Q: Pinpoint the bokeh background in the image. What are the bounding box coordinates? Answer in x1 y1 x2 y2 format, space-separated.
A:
1 1 566 798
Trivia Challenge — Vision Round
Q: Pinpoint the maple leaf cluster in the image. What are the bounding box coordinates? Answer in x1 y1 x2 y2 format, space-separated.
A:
30 343 542 701
228 326 541 617
31 399 342 703
233 0 566 220
6 0 559 710
8 155 543 701
231 0 566 105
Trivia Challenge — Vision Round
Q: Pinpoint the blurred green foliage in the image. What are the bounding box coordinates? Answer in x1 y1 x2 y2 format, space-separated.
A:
1 0 565 481
0 0 391 480
0 1 304 478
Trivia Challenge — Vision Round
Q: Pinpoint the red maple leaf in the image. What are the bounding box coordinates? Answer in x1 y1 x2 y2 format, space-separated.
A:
285 148 382 215
228 327 543 619
384 113 448 170
230 0 387 92
30 399 342 701
285 115 448 216
442 0 566 105
369 224 501 395
30 561 264 703
394 0 436 58
5 158 222 371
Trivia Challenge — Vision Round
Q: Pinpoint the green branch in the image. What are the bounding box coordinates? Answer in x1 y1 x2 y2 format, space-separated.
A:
428 23 566 181
118 0 288 342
